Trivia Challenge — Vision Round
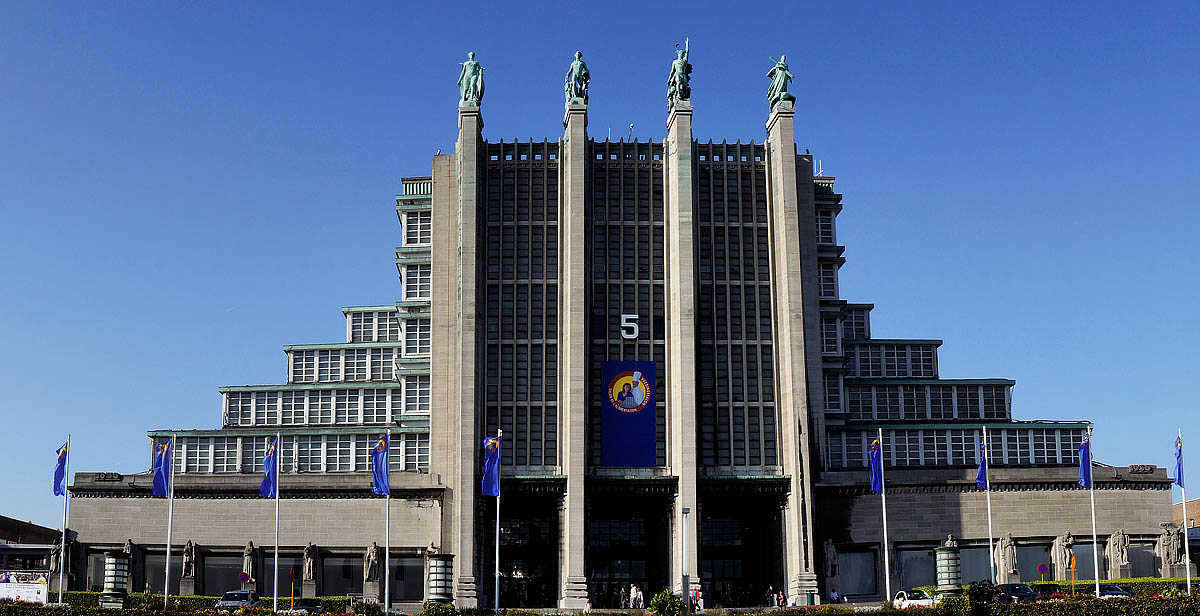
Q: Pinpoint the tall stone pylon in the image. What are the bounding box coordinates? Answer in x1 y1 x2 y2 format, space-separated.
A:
664 100 701 597
765 99 823 605
558 101 590 609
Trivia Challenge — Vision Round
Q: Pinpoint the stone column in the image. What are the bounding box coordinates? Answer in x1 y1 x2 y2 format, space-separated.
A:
436 103 484 607
557 102 589 609
764 100 821 604
664 101 700 596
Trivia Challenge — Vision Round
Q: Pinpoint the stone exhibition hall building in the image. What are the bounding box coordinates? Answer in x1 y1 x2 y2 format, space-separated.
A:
64 51 1179 609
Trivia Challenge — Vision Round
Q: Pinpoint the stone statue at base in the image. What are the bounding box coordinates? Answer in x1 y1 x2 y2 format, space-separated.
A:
242 542 257 581
1051 532 1075 580
457 52 485 106
181 541 196 578
994 533 1018 583
822 539 838 578
303 543 317 581
364 542 381 582
564 51 590 105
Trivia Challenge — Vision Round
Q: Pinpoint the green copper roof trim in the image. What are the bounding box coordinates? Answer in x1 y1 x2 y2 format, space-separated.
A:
148 425 430 438
843 338 943 346
341 305 399 313
283 341 404 351
395 299 430 308
843 378 1016 386
395 257 432 266
396 203 432 212
834 420 1092 431
395 245 432 254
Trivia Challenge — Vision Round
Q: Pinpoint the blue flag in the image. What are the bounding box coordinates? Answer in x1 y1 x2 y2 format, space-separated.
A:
975 436 988 489
53 441 69 497
868 437 884 494
371 435 390 496
1176 436 1185 489
152 440 172 498
1078 434 1092 488
482 435 501 496
260 438 279 498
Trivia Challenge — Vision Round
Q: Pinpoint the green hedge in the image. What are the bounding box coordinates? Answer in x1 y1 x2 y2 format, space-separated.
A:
46 591 353 614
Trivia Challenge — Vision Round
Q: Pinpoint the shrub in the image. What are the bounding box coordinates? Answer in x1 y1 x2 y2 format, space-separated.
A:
420 601 457 616
648 589 684 616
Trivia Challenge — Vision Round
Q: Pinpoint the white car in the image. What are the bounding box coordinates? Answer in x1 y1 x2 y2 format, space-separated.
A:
893 589 935 609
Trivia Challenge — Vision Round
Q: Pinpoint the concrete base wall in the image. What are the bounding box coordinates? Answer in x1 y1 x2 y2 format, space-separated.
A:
71 497 442 548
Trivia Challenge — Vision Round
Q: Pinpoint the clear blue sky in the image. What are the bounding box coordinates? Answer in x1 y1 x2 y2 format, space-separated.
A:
2 2 1197 528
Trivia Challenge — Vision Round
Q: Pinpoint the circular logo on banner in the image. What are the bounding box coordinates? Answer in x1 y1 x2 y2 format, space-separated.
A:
607 370 651 413
485 438 499 452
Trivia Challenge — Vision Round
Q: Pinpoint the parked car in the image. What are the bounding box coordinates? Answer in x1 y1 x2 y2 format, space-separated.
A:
893 589 935 609
1030 583 1062 600
293 598 326 614
998 583 1038 603
1095 584 1132 598
215 590 262 609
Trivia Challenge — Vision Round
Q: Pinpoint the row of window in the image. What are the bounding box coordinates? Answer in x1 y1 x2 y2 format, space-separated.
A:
834 383 1010 421
699 402 778 467
484 283 559 342
484 343 558 403
591 165 666 223
224 381 431 426
290 338 429 383
402 264 432 300
484 224 559 281
845 343 939 378
347 311 402 343
697 226 772 282
816 210 837 245
827 427 1086 469
819 262 839 299
483 161 559 223
697 284 774 341
401 211 432 246
163 432 430 474
843 308 871 340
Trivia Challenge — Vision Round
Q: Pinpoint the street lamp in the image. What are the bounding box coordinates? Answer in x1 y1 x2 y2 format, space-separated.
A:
682 507 691 614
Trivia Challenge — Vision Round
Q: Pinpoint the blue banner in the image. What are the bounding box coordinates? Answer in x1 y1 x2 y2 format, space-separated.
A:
152 440 172 498
260 438 278 498
1078 434 1092 489
975 436 988 489
1176 436 1185 489
601 360 657 467
869 437 884 493
53 441 68 497
371 435 390 496
481 435 501 496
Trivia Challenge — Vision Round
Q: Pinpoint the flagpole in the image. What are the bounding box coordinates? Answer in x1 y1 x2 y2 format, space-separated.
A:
983 426 996 585
1181 427 1192 594
878 427 891 600
274 432 280 613
385 429 391 614
58 434 70 601
1086 426 1100 596
164 435 177 610
495 428 503 611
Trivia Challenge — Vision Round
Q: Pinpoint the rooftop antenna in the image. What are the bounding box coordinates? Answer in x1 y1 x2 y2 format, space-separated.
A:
816 159 824 176
627 123 634 140
608 126 611 140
